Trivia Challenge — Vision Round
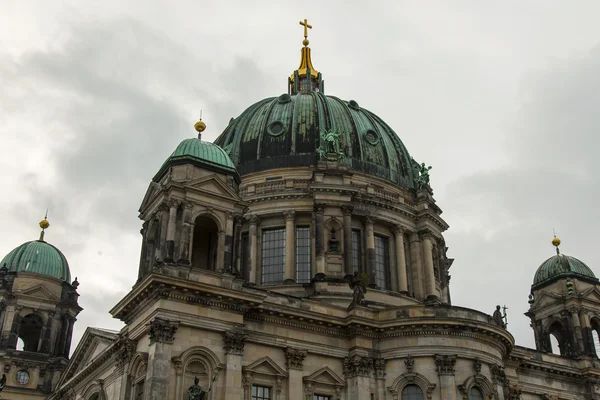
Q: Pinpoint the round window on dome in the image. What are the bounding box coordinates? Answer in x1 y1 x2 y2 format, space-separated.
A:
267 121 286 137
16 370 30 385
348 100 360 110
278 93 292 104
364 129 380 146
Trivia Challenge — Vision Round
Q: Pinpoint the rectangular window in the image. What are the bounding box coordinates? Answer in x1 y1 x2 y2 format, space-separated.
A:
314 396 331 400
241 233 249 281
352 229 362 273
252 385 271 400
296 227 311 283
374 235 390 289
261 228 285 283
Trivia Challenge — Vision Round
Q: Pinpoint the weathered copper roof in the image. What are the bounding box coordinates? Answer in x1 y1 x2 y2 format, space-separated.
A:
533 253 597 288
214 92 418 189
1 240 71 281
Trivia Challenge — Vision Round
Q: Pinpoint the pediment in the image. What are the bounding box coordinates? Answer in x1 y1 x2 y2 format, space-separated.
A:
581 287 600 303
139 182 163 213
531 290 563 310
184 175 240 200
18 284 59 302
244 356 287 377
304 366 345 386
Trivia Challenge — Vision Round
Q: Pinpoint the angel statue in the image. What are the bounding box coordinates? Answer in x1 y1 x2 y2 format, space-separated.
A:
187 372 219 400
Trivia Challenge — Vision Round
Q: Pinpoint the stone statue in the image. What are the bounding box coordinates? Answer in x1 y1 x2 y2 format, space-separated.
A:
411 158 432 189
187 373 218 400
492 305 506 329
348 272 367 306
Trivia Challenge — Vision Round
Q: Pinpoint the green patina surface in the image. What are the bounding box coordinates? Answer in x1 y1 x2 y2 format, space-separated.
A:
533 253 597 287
214 92 418 189
1 240 71 281
154 138 238 182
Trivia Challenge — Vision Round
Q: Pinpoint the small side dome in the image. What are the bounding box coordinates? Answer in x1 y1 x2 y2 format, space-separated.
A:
1 241 71 281
153 120 239 183
532 237 597 288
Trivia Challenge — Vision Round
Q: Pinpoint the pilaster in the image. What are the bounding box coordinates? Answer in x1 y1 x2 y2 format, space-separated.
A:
144 318 179 400
285 347 307 400
223 331 246 400
364 216 376 287
343 355 373 400
342 206 354 276
393 225 408 294
435 354 457 400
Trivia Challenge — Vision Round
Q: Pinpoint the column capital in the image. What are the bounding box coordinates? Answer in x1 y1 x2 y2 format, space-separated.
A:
171 356 183 372
284 347 307 370
392 225 406 235
364 215 375 225
148 317 179 344
218 230 226 238
167 199 181 208
158 203 170 212
247 214 261 226
183 202 194 210
314 204 325 215
419 229 436 242
283 210 296 221
343 355 373 378
434 354 456 376
225 210 235 220
222 331 246 355
373 357 387 380
341 205 354 216
404 355 415 373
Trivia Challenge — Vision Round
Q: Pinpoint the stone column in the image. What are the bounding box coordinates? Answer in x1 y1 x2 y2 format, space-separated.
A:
393 225 408 294
234 216 243 275
179 202 194 264
158 203 169 262
342 206 354 276
165 200 179 262
224 212 235 273
435 355 457 400
171 357 184 400
248 216 259 284
374 358 387 400
421 232 438 304
144 318 179 400
365 216 376 287
408 233 424 301
40 311 55 353
116 335 135 400
7 306 22 349
63 315 75 358
571 308 585 355
314 205 325 276
285 347 307 400
580 310 595 356
138 224 148 281
223 331 246 400
343 355 373 400
284 211 296 283
216 231 226 270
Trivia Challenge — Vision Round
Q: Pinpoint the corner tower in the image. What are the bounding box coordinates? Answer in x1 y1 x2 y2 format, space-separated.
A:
527 236 600 358
0 216 82 397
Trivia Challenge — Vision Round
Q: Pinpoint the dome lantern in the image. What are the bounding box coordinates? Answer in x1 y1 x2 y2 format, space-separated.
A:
289 18 324 95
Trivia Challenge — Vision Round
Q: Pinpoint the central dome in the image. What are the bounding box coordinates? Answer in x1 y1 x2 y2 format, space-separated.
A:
215 93 418 189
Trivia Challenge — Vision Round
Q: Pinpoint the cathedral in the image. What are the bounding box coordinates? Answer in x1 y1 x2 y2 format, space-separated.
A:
1 20 600 400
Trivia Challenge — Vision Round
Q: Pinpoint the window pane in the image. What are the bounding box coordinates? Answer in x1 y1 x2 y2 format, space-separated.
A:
296 227 311 283
469 387 484 400
314 396 331 400
252 385 271 400
374 235 390 289
261 228 285 283
402 384 424 400
352 230 362 273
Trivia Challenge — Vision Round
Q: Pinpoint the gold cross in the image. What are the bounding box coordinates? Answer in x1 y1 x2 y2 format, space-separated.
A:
299 18 312 39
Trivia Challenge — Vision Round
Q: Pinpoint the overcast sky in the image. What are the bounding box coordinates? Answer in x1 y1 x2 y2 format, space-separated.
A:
2 1 600 353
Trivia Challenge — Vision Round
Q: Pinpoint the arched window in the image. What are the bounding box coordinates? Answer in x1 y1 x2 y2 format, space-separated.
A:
548 321 564 355
590 317 600 356
469 387 484 400
191 216 219 270
16 338 25 351
19 314 43 352
402 384 424 400
130 359 147 400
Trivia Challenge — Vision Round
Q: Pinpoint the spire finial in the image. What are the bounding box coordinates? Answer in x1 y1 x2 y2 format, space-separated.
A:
552 229 561 255
194 110 206 139
299 18 312 47
39 210 50 241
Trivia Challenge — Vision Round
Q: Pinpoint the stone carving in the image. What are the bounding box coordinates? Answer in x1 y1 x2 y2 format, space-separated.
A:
348 272 367 306
492 305 507 329
435 355 456 375
115 334 136 367
222 331 246 355
412 157 432 189
285 347 307 370
317 129 345 162
473 358 482 374
404 355 415 373
148 318 178 344
343 355 373 378
373 357 387 379
507 385 522 400
491 365 507 387
187 373 218 400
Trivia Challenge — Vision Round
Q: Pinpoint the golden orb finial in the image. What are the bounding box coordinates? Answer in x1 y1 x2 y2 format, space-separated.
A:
194 119 206 133
552 236 561 247
39 210 50 241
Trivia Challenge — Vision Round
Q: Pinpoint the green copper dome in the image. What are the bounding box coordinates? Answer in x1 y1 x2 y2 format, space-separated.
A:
154 137 239 182
533 253 597 288
1 240 71 281
214 92 418 189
